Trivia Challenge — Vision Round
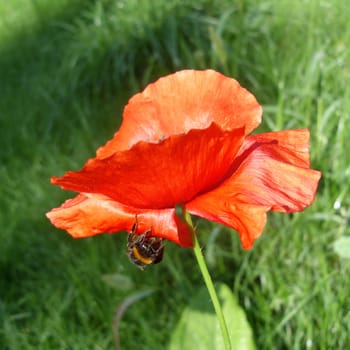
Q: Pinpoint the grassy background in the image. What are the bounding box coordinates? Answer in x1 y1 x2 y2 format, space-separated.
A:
1 0 350 349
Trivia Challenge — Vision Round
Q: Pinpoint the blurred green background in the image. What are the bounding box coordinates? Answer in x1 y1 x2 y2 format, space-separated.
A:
1 0 350 349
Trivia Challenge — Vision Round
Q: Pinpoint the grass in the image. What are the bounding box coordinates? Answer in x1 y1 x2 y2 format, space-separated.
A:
1 0 350 349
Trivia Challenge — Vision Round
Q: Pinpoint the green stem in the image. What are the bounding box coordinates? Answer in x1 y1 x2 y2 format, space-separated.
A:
183 209 232 350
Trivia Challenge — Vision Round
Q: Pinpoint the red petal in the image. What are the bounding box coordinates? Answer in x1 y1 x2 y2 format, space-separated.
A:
187 129 321 233
97 70 262 157
186 198 268 249
46 194 192 246
51 123 245 209
228 129 322 212
186 129 321 248
241 128 312 167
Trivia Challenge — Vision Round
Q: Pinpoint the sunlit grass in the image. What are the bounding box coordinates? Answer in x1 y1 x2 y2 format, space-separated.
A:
1 0 350 349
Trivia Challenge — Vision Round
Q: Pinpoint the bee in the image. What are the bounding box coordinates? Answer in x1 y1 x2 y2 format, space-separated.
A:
127 217 164 270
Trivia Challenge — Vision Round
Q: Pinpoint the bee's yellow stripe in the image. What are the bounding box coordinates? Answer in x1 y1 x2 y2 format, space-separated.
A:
132 247 153 265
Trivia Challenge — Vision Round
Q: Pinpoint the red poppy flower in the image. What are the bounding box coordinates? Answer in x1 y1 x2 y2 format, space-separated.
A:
46 70 321 249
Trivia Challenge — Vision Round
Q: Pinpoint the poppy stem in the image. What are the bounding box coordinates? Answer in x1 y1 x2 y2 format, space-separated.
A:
182 209 232 350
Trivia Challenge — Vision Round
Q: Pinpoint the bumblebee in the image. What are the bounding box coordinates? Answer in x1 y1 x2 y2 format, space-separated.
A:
127 218 164 270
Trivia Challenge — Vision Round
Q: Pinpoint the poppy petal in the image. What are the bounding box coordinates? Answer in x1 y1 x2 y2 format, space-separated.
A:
51 123 245 209
240 128 312 168
186 198 269 249
227 129 322 212
97 69 262 157
46 194 192 246
186 129 321 248
186 129 321 236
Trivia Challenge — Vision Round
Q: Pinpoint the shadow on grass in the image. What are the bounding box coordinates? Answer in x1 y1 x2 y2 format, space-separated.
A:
1 0 278 164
